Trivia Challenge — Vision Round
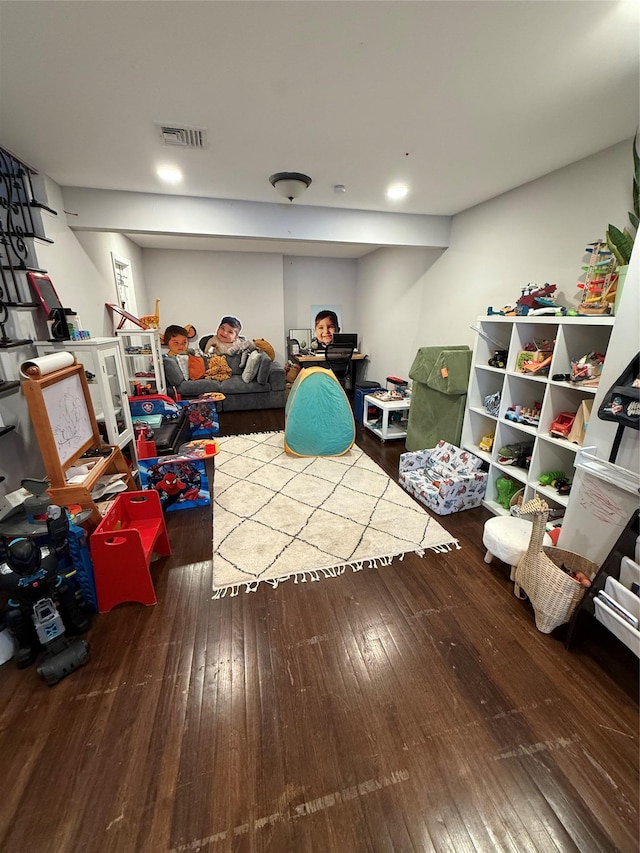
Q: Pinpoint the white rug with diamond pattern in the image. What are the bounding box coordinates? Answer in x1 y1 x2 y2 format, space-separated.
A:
211 431 459 597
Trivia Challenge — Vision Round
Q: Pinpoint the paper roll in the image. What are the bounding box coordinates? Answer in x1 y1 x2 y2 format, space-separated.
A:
20 351 76 379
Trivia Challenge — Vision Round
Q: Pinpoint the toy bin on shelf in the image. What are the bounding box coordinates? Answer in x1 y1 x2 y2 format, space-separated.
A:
90 490 171 613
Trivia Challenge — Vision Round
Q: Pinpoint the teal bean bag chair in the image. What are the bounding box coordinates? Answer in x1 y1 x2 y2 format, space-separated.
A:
284 367 355 457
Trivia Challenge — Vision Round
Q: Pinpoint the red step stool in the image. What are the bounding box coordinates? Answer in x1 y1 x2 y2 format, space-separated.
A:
90 490 171 613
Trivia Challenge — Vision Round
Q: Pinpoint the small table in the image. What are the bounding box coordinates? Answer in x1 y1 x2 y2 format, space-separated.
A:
363 394 411 441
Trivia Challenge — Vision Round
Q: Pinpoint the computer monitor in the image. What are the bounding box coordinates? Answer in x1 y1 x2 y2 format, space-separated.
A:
333 333 358 350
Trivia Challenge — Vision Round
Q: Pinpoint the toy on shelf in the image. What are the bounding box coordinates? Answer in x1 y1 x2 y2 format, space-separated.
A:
470 326 509 369
487 306 516 316
554 477 572 496
505 402 541 427
516 338 554 376
496 476 522 509
549 411 576 438
516 283 559 315
538 470 567 487
577 241 617 315
487 350 508 368
479 433 495 452
497 441 533 469
570 351 605 387
138 298 161 330
484 391 501 417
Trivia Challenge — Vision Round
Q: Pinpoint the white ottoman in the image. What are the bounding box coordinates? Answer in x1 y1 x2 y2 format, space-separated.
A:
483 515 552 596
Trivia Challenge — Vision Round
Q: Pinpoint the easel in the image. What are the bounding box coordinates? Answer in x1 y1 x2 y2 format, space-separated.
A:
21 360 136 528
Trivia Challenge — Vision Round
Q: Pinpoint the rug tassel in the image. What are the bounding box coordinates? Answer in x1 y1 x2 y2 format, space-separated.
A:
429 540 460 553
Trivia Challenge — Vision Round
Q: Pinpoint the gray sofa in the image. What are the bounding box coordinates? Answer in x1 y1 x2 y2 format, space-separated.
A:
162 351 286 411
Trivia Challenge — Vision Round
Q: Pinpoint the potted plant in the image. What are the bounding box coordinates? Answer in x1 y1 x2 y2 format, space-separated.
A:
606 133 638 262
605 132 638 313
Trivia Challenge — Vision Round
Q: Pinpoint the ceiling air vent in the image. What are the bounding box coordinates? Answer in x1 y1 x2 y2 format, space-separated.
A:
157 124 207 149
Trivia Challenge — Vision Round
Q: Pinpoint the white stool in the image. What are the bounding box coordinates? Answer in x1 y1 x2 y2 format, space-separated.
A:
483 515 552 597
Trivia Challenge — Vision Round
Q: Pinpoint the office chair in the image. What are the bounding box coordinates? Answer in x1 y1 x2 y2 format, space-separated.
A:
287 337 300 358
324 343 355 390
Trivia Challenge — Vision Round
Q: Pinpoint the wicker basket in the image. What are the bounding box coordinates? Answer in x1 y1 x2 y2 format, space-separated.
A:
509 488 524 514
516 546 598 634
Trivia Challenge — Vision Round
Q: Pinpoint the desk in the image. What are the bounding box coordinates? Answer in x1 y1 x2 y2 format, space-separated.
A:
295 353 367 392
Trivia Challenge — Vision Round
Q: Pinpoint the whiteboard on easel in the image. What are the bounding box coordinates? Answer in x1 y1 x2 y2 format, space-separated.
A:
41 372 94 467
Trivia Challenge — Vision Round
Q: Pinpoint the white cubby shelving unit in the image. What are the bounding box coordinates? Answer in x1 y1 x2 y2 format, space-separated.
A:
461 315 616 516
116 329 166 397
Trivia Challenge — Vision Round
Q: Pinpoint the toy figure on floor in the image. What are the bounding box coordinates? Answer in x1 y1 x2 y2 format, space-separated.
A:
0 505 90 683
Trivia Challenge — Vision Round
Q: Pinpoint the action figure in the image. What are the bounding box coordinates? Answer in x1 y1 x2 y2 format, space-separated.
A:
0 505 90 683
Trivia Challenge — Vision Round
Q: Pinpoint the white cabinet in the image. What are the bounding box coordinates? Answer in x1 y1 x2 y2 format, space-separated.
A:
116 329 166 396
461 315 616 516
35 337 136 453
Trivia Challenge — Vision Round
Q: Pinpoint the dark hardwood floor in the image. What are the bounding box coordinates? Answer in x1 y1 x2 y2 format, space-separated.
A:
0 408 637 852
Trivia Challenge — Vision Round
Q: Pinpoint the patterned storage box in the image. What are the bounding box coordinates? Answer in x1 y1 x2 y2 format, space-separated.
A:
138 455 211 512
398 440 488 515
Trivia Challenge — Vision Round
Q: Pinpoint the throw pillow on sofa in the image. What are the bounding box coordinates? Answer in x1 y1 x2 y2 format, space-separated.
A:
242 350 261 383
256 351 272 385
163 355 185 388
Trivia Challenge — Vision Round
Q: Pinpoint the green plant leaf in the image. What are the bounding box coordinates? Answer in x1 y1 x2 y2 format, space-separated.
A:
606 224 633 266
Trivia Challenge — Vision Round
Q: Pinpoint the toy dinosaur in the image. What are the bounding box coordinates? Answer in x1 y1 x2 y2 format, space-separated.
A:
497 441 533 468
538 470 566 487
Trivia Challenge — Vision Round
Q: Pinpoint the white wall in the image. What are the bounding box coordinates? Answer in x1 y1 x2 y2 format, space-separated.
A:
140 249 285 362
38 179 148 337
283 256 358 343
357 141 632 386
357 247 444 385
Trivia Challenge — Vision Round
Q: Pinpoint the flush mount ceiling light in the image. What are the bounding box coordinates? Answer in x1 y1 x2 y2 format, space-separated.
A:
386 184 409 201
269 172 312 202
157 166 183 184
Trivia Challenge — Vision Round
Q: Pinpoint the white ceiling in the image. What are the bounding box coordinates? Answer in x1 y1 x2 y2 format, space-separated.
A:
1 1 638 256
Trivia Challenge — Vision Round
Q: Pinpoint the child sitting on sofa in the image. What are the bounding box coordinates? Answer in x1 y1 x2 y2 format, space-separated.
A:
163 324 212 381
200 315 244 356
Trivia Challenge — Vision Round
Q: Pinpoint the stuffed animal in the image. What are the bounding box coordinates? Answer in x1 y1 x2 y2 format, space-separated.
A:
253 338 275 360
226 337 258 367
205 355 232 382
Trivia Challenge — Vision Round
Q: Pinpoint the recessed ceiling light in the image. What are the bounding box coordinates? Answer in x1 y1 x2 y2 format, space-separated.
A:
387 184 408 201
157 166 182 184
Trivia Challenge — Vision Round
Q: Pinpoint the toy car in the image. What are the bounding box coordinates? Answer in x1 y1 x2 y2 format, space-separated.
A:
488 350 508 369
479 433 494 452
505 404 541 426
549 411 576 438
